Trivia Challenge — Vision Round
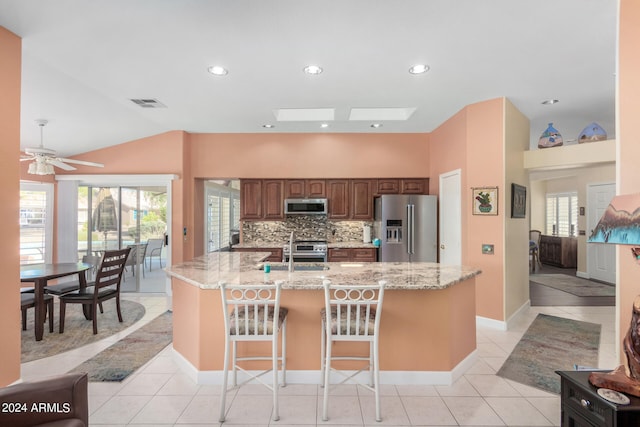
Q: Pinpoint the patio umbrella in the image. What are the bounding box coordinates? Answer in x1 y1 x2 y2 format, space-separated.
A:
92 188 118 250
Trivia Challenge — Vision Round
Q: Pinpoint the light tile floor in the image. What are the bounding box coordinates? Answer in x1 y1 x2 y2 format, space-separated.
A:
21 295 617 426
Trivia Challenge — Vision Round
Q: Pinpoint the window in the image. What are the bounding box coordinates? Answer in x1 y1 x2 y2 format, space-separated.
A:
206 181 240 252
20 183 53 264
546 192 578 237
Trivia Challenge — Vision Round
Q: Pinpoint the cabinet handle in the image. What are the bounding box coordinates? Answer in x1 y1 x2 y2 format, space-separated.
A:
580 398 592 410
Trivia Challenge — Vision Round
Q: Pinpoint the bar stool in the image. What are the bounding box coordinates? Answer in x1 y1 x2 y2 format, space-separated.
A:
320 279 386 422
218 280 288 423
21 293 54 333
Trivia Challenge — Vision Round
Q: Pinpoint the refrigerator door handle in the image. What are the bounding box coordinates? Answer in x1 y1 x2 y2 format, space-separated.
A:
407 204 412 254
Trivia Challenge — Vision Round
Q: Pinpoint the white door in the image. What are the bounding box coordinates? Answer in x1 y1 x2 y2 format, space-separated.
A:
439 169 462 265
587 182 616 283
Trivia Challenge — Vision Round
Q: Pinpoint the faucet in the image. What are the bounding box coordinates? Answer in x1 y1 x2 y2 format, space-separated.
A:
288 231 294 272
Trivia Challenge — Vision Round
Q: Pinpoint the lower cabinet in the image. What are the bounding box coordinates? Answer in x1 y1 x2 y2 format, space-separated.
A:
557 370 640 427
232 247 283 262
328 247 376 262
539 235 577 268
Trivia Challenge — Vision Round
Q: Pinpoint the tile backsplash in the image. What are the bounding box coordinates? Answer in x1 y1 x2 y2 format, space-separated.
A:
242 215 372 244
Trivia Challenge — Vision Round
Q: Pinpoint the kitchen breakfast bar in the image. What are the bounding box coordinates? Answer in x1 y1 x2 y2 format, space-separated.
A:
165 252 481 385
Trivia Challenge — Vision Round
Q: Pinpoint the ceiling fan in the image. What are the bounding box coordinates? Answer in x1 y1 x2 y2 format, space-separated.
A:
21 119 104 175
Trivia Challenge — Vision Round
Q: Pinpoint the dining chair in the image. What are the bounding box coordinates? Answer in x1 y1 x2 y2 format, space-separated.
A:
58 247 130 335
320 279 386 422
21 293 54 333
530 229 542 272
218 280 288 422
145 238 164 270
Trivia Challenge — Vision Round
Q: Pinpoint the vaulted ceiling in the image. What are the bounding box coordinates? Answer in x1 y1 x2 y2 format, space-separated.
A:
0 0 616 157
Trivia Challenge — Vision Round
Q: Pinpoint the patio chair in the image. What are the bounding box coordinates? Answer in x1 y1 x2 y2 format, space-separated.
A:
145 238 164 270
58 247 130 334
123 243 147 281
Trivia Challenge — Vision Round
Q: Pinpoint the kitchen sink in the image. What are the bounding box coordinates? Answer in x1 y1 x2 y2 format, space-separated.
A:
259 263 329 271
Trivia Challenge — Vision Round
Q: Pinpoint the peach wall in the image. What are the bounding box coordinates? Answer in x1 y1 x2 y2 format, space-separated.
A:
172 277 476 372
0 26 21 386
466 98 505 321
617 0 640 362
188 133 430 179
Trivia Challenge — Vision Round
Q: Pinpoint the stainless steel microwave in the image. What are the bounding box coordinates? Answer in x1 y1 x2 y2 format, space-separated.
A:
284 198 328 215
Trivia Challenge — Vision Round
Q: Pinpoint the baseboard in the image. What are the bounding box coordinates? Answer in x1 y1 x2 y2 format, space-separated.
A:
171 348 478 386
476 315 507 331
576 270 589 279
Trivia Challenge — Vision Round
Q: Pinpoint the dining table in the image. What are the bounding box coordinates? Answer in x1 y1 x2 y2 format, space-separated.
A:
20 262 91 341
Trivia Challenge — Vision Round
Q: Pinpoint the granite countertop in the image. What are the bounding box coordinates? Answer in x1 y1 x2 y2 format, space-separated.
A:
165 252 481 291
232 241 376 249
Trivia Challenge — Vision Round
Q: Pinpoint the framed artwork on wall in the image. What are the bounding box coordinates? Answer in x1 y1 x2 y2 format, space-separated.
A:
472 187 498 215
511 183 526 218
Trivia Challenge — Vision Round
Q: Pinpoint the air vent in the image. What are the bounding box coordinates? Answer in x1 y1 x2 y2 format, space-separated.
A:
130 98 167 108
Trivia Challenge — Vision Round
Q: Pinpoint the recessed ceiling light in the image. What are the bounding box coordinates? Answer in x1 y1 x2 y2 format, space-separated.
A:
262 124 275 129
320 123 329 128
303 65 323 75
371 123 383 128
408 64 430 74
208 66 228 76
541 99 559 105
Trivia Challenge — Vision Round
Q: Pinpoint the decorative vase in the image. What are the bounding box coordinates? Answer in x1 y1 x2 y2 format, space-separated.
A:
538 122 563 148
578 122 607 143
479 204 492 213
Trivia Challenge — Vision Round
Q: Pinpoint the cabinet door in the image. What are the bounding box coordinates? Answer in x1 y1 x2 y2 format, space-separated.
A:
376 179 400 195
284 180 306 198
327 179 350 219
306 179 326 197
352 248 377 262
328 248 351 262
351 179 373 220
263 180 284 220
401 179 429 194
240 179 262 220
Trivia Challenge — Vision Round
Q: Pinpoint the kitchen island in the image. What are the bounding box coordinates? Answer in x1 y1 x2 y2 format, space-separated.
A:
166 252 481 385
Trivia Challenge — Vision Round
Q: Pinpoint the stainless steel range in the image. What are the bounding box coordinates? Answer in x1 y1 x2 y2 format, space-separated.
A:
283 240 328 263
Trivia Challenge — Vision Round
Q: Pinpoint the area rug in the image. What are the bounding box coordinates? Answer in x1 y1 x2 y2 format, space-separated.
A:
496 314 600 394
530 274 615 297
21 300 145 363
68 310 172 382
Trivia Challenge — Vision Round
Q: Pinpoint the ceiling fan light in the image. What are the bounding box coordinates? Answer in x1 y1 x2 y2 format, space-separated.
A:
28 160 55 175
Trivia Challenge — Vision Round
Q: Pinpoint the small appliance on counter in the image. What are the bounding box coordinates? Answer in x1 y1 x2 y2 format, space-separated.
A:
373 194 437 262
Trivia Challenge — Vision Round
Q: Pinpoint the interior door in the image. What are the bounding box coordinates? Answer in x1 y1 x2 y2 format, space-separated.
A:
439 169 462 265
587 183 616 283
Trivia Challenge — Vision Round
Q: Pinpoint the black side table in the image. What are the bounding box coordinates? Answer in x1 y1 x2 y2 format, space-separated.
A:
557 370 640 426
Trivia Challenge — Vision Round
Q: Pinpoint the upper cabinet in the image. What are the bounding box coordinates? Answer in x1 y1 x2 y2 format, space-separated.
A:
284 179 326 198
241 177 429 221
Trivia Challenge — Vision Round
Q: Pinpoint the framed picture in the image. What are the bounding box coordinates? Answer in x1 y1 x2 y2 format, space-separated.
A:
472 187 498 215
511 183 526 218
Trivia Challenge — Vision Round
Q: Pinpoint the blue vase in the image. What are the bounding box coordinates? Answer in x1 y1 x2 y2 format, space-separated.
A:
578 122 607 143
538 123 563 148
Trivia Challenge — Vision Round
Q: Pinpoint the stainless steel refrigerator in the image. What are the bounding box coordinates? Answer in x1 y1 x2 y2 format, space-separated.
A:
374 195 437 262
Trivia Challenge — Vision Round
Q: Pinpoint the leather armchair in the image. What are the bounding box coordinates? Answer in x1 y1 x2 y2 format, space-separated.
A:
0 373 88 427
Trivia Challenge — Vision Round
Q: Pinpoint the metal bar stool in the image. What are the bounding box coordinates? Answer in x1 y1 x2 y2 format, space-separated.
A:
320 279 386 422
218 280 288 423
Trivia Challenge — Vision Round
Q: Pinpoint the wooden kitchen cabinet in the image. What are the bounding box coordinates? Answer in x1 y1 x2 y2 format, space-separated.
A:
284 179 326 198
327 179 350 219
328 247 377 262
351 179 374 220
262 179 284 220
401 178 429 194
375 179 400 195
539 235 577 268
240 179 262 220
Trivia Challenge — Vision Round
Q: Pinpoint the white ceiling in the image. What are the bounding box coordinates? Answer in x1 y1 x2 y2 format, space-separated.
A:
0 0 617 158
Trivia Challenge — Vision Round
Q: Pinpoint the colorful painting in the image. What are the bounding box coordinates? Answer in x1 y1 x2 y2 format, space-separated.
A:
588 193 640 244
472 187 498 216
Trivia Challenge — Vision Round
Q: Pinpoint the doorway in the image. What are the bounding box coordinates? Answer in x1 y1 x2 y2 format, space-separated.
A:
587 182 616 284
439 169 462 265
80 185 168 292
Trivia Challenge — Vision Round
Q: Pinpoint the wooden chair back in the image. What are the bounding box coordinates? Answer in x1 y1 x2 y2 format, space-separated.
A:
94 248 130 295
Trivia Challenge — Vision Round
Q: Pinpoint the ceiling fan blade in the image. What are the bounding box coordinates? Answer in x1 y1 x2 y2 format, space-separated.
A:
57 157 104 168
48 159 77 171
